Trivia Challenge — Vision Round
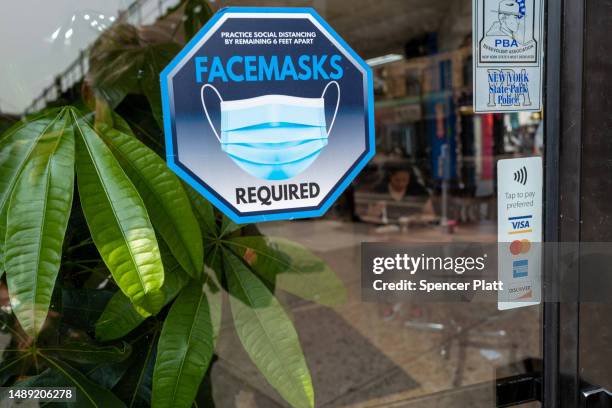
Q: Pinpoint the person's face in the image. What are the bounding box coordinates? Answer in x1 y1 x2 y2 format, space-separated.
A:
502 14 520 32
389 170 410 191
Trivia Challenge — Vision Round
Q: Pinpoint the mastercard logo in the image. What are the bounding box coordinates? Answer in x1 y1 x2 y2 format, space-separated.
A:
510 239 531 255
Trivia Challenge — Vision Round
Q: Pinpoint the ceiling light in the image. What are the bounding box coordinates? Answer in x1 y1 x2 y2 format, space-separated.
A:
50 27 61 41
366 53 403 67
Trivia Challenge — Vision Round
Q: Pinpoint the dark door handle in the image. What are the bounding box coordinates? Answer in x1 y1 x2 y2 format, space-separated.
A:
582 386 612 408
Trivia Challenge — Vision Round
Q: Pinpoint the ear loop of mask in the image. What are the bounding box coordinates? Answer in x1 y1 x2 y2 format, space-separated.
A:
201 84 223 142
321 81 341 136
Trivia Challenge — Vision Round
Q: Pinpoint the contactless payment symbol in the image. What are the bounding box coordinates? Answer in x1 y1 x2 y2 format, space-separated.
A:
161 7 375 223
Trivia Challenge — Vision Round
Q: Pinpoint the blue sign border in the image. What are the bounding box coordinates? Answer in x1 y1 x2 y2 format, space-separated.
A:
161 7 375 224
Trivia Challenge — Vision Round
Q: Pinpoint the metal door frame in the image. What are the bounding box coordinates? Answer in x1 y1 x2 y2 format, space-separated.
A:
543 0 586 406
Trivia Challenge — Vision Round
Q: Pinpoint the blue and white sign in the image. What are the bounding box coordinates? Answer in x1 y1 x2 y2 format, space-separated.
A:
473 0 544 112
497 157 542 310
161 8 375 223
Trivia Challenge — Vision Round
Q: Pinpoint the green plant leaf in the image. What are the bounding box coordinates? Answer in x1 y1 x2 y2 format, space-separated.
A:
36 356 127 407
95 244 190 342
73 110 164 313
152 281 219 408
0 109 62 210
42 341 132 365
85 359 132 391
95 291 150 342
226 236 346 307
0 353 30 385
9 365 126 407
0 369 51 404
1 369 72 407
108 101 165 156
0 109 63 267
224 248 314 408
114 328 159 408
97 122 203 279
61 289 114 331
220 216 242 237
0 206 6 270
4 109 75 336
206 271 223 341
204 243 224 284
184 184 217 238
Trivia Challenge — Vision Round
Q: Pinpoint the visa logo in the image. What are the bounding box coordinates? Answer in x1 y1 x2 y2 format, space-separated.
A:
512 220 530 229
508 215 532 235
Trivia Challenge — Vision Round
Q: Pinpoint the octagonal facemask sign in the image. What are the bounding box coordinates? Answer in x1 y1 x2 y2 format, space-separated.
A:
161 7 375 223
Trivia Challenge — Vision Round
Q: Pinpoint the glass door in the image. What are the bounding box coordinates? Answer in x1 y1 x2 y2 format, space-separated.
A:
9 0 605 406
543 0 612 406
202 1 545 407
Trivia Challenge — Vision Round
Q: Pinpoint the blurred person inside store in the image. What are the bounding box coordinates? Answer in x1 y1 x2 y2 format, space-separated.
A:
363 161 435 224
375 162 428 200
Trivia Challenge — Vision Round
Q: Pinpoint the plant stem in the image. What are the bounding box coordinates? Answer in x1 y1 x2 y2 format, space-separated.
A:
66 238 94 252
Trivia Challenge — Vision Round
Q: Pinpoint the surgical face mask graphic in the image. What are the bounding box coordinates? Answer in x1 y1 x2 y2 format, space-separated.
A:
201 82 340 180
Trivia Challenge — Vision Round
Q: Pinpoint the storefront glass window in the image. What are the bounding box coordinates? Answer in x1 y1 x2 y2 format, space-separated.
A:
236 1 543 405
0 0 544 406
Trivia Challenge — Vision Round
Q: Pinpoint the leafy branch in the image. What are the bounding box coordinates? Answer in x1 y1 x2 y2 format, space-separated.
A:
0 1 347 407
